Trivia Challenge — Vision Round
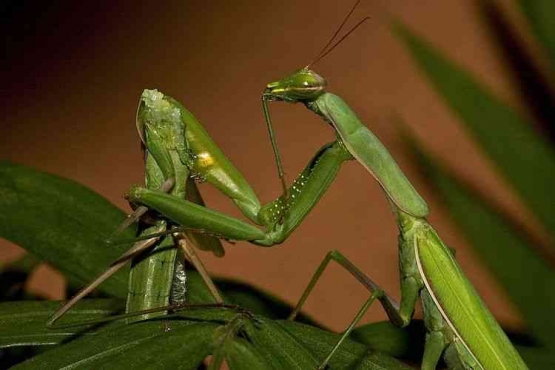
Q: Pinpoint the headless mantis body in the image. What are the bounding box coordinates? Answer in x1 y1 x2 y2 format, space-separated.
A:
47 3 528 369
47 86 357 325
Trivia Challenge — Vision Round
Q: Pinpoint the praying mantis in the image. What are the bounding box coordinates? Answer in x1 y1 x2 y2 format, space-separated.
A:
47 2 529 369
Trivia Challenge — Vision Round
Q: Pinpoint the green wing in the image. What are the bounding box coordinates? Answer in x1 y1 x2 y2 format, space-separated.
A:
416 224 528 370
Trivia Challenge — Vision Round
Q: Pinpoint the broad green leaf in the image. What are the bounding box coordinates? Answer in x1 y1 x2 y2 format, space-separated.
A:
0 162 136 297
216 279 291 318
0 299 124 348
414 145 555 349
13 320 217 369
216 278 316 324
0 271 308 349
225 338 269 370
243 318 319 369
518 1 555 71
279 321 412 370
187 271 317 324
351 320 425 362
394 24 555 243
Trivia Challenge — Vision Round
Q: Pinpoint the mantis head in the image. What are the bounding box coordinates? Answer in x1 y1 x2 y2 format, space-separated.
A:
263 67 327 103
260 67 327 198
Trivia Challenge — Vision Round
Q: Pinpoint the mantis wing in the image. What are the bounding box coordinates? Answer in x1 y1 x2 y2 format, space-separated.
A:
184 178 225 257
415 225 528 370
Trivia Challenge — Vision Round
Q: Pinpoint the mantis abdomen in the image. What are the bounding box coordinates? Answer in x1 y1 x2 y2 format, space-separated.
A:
411 216 528 369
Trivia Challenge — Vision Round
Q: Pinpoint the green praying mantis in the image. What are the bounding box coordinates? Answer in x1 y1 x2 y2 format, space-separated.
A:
47 2 529 369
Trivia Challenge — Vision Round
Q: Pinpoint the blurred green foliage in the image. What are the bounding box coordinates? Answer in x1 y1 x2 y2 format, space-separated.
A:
392 0 555 366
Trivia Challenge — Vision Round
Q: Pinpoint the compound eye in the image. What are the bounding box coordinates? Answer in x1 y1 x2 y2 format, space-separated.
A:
302 80 316 88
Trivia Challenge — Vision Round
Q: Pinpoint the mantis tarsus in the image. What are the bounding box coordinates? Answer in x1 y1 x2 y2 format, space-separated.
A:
48 1 529 369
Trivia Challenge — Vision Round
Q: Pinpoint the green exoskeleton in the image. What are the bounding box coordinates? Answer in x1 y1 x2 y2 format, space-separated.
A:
48 90 227 325
47 81 357 325
261 65 527 369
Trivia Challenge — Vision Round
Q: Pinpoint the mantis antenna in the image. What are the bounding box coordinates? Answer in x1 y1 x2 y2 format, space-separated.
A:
307 16 371 69
307 0 370 68
262 0 369 200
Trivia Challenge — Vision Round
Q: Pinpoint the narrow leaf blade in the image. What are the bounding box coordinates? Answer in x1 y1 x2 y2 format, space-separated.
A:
518 1 555 71
243 319 319 369
12 320 216 370
279 320 412 369
0 299 124 348
394 24 555 243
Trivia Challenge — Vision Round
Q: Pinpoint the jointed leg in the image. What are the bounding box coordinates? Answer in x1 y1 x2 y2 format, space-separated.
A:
47 231 162 327
421 332 446 370
289 250 417 324
177 237 223 303
288 250 421 368
318 289 383 369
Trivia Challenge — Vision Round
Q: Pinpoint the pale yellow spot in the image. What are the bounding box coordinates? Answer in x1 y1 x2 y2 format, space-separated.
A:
196 152 215 168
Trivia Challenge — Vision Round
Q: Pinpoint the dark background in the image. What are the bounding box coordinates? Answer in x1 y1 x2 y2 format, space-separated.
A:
1 0 541 331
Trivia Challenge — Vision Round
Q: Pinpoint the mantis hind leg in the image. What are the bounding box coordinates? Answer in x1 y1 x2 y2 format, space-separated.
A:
177 237 223 303
422 331 446 370
288 250 421 369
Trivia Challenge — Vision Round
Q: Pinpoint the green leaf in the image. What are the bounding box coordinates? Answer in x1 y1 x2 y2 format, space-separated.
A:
414 145 555 349
351 320 425 362
518 1 555 71
0 162 137 297
243 318 319 369
216 278 317 324
0 299 124 348
394 23 555 243
279 321 412 369
225 338 269 370
13 320 217 369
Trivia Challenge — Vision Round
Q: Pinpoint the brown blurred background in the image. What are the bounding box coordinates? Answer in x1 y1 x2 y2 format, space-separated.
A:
0 0 544 332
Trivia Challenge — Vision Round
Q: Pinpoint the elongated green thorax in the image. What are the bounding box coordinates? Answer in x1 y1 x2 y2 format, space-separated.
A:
128 186 266 242
311 94 429 217
262 70 428 218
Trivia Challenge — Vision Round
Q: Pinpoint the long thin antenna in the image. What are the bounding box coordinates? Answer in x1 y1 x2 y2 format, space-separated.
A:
308 0 364 67
308 16 371 68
